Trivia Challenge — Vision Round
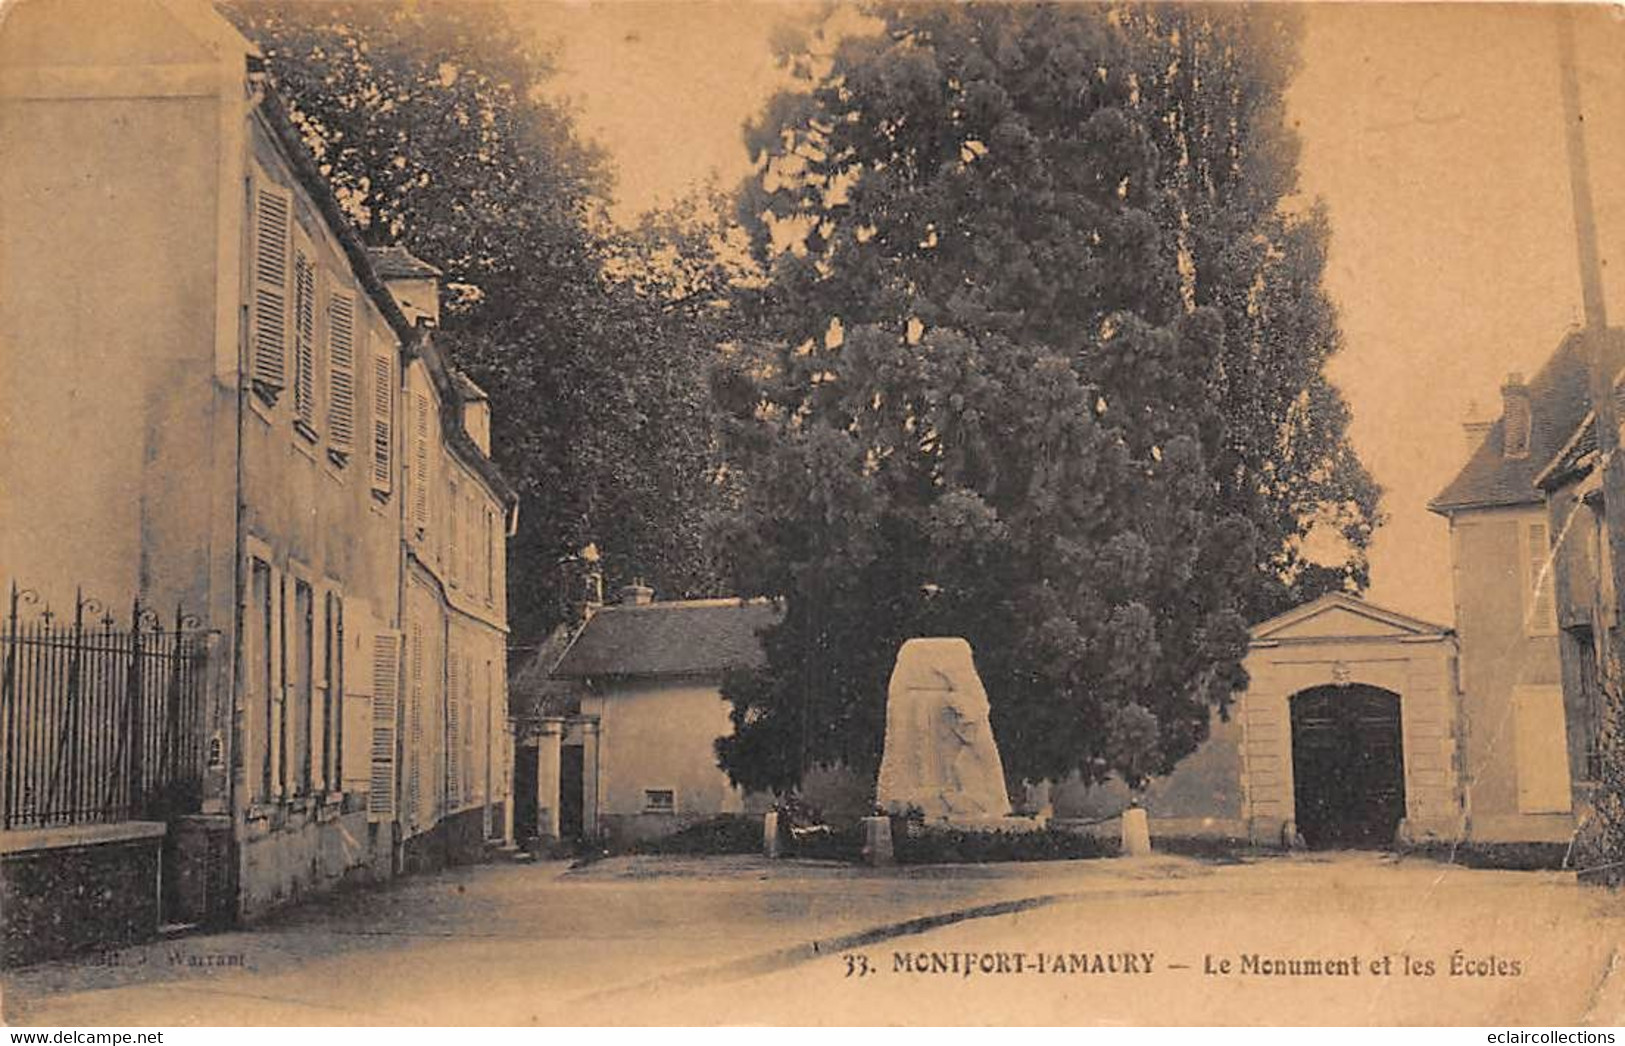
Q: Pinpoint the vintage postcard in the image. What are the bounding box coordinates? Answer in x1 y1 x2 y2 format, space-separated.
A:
2 0 1624 1029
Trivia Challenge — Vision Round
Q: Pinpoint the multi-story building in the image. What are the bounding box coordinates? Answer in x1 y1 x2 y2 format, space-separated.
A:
1532 328 1625 850
1428 331 1623 843
0 0 516 946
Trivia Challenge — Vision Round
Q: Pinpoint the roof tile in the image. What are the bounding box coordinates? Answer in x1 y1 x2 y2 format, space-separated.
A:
1431 329 1625 512
551 599 781 679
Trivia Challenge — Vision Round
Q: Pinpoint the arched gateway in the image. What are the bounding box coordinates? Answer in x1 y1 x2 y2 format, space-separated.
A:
1289 684 1406 848
1239 594 1460 848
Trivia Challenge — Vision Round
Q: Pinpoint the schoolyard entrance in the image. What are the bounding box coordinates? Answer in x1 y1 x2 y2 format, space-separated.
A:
1289 684 1407 848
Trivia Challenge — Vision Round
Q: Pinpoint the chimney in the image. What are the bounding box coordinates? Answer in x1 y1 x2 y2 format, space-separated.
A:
1501 372 1532 458
453 370 492 456
583 568 604 615
368 246 442 328
1462 398 1495 454
618 582 654 607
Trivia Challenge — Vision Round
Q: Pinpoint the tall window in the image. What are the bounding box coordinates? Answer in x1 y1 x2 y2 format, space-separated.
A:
251 180 291 402
412 391 431 537
368 631 401 821
1523 520 1558 636
446 651 460 807
292 580 314 794
277 574 288 794
484 508 496 604
323 592 345 792
250 560 274 801
1513 685 1572 813
448 478 460 588
327 291 356 462
408 620 425 826
464 495 476 593
292 248 318 435
371 347 394 495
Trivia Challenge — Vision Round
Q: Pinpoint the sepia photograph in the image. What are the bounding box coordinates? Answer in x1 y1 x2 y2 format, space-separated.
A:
1 0 1624 1029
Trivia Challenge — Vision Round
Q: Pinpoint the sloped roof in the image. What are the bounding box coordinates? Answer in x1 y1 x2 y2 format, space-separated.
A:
508 621 584 717
1430 329 1625 513
1537 416 1599 491
250 89 515 508
1534 348 1625 490
453 369 489 403
551 599 781 680
367 245 442 281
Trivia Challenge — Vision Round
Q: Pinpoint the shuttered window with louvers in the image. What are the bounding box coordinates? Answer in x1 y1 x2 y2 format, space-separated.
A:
413 391 431 537
371 349 393 494
327 291 357 457
408 620 424 827
368 631 400 821
448 479 460 587
251 183 292 400
446 652 461 808
293 249 317 433
464 664 477 804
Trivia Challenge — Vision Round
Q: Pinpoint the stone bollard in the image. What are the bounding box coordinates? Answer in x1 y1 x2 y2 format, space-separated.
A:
1121 806 1152 857
763 810 782 859
862 815 894 867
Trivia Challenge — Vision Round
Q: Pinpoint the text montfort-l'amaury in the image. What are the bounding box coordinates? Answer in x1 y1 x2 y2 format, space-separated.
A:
880 952 1159 977
861 950 1524 979
1201 952 1524 977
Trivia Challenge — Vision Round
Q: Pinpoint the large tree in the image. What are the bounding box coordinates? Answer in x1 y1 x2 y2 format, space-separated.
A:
713 3 1380 794
221 1 728 647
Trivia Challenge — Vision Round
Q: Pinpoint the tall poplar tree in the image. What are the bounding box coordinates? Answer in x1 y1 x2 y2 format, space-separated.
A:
713 3 1380 793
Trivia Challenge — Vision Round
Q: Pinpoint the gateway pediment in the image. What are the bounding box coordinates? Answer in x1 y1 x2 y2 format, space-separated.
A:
1251 593 1451 644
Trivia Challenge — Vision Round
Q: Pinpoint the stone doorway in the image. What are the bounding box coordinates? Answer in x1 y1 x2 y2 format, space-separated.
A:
512 740 539 844
560 744 585 840
1290 684 1407 848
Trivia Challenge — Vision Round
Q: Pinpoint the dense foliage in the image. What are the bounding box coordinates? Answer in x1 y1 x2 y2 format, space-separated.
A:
713 4 1381 793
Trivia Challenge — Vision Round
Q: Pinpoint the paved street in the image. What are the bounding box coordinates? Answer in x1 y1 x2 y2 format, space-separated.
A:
3 850 1623 1026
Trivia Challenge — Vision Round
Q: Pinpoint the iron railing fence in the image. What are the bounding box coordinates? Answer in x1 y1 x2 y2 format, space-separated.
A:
1 583 210 830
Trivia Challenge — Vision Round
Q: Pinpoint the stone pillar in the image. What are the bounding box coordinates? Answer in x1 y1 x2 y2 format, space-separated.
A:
763 810 782 858
1121 806 1151 857
536 717 564 840
579 717 601 841
862 815 894 866
201 631 231 815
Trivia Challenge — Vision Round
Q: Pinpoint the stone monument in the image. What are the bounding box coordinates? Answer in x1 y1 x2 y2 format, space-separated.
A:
876 637 1022 828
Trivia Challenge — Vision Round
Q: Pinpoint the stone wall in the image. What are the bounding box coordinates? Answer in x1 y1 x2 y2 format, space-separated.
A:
1 824 165 968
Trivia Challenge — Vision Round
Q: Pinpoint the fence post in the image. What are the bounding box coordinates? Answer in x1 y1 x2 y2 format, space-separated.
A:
127 596 145 817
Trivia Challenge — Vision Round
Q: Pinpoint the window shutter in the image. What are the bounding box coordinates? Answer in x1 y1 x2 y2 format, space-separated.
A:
464 496 476 591
1526 522 1557 633
448 481 460 587
413 391 431 535
251 184 292 397
1515 685 1573 813
293 250 317 429
464 669 476 803
367 631 401 821
446 652 461 808
371 350 393 492
327 291 357 454
408 621 424 827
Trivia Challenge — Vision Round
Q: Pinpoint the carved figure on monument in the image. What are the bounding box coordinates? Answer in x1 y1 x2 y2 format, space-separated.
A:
875 637 1017 826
